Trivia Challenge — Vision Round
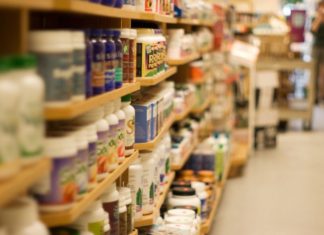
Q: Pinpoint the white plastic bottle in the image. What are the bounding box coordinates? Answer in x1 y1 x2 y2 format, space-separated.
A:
12 55 45 166
104 102 119 172
0 197 49 235
119 187 133 234
96 117 109 181
86 124 98 190
101 183 120 235
152 151 160 197
114 99 126 163
140 151 155 215
191 182 208 221
128 158 143 221
121 95 135 156
0 57 20 180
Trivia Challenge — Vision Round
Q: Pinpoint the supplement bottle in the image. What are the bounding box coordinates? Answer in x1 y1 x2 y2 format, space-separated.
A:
102 29 116 92
0 57 20 180
114 0 123 8
128 29 137 83
101 0 116 7
86 124 99 190
112 30 123 88
0 197 49 235
114 99 125 163
154 29 166 73
118 192 127 235
104 102 119 172
168 187 201 215
71 31 86 101
191 182 208 221
85 29 93 98
29 30 73 106
118 187 133 234
101 183 119 235
12 55 45 166
152 151 160 197
73 200 105 235
140 151 155 215
90 29 105 95
120 29 129 84
121 95 135 156
96 117 109 181
128 158 143 221
35 135 77 212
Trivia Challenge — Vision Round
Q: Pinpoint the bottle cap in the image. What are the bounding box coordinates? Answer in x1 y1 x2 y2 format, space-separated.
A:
12 54 37 69
90 29 102 37
0 57 12 73
121 94 132 102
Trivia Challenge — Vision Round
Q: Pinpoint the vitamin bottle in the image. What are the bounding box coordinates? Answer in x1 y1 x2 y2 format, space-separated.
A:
102 29 116 92
121 95 135 156
71 31 86 101
112 30 123 88
114 99 125 163
118 190 127 235
29 30 73 106
128 158 143 221
90 29 105 95
101 0 116 7
0 197 49 235
128 29 137 83
101 183 120 235
119 187 133 234
104 102 119 172
114 0 123 8
12 55 45 166
86 124 99 190
35 135 77 212
120 29 129 84
140 151 155 215
0 57 20 180
85 29 93 98
96 115 109 181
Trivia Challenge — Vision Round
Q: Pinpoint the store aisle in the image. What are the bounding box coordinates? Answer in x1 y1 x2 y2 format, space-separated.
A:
211 130 324 235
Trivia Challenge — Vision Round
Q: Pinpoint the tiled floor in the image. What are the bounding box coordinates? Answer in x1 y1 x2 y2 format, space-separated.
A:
210 107 324 235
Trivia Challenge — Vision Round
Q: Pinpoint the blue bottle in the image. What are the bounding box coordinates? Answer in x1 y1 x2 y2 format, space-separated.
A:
90 29 105 95
102 29 116 92
85 29 93 98
112 30 123 89
114 0 123 8
101 0 116 6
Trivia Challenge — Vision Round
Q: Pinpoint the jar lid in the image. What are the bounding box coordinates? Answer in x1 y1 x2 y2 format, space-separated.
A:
172 187 195 196
121 94 131 102
71 31 85 46
45 135 77 158
165 216 193 225
90 29 102 37
171 181 191 189
191 181 205 193
29 30 72 52
112 29 121 38
12 54 37 69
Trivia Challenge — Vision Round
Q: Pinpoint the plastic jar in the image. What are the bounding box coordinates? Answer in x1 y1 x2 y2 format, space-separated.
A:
167 208 195 219
118 193 127 235
191 182 208 221
112 30 123 88
151 149 160 197
140 151 155 215
119 187 133 234
0 57 20 180
167 29 185 59
120 29 130 84
101 183 119 235
121 95 135 156
165 224 191 235
11 55 45 166
90 29 105 95
29 30 73 106
35 136 76 212
104 102 119 172
102 29 116 92
0 197 49 235
128 29 137 83
128 158 143 221
114 99 125 163
73 200 105 235
168 187 201 215
96 118 109 181
154 29 166 73
71 31 86 101
86 124 99 190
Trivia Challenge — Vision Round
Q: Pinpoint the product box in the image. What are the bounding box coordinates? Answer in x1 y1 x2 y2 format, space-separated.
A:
254 126 277 149
133 100 152 143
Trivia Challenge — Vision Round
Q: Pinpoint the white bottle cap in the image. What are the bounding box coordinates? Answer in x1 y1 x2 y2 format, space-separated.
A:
71 31 86 50
45 136 77 158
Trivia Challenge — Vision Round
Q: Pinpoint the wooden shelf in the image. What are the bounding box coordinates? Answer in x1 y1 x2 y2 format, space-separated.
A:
0 158 51 207
0 0 55 9
45 82 140 120
171 141 196 171
231 143 249 167
134 114 175 150
191 96 212 114
134 172 175 227
177 18 215 26
137 67 177 87
174 103 193 122
41 151 139 227
167 53 200 66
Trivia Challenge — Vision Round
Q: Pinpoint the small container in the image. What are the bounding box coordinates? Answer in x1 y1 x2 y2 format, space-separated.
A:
119 187 133 234
114 0 123 8
114 99 125 163
191 181 208 221
85 29 93 98
112 30 123 88
120 29 130 84
101 0 115 7
0 197 49 235
86 124 99 190
128 29 137 83
71 31 86 101
128 158 143 221
121 95 135 156
29 30 73 106
102 29 116 92
168 187 201 215
96 118 109 181
101 183 119 235
118 192 127 235
140 151 155 215
34 136 76 212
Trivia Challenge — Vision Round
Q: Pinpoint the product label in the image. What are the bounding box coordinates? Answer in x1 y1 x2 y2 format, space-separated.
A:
88 220 105 235
75 148 88 196
72 49 86 96
136 42 157 77
18 96 44 159
128 170 143 219
107 124 118 168
125 115 135 151
126 203 133 234
86 40 93 98
88 141 98 185
145 0 153 11
128 39 136 83
92 42 105 92
117 119 125 160
35 155 76 205
103 200 119 235
97 130 109 176
105 41 116 91
142 166 154 211
121 38 129 83
35 52 73 102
